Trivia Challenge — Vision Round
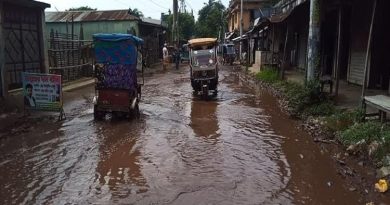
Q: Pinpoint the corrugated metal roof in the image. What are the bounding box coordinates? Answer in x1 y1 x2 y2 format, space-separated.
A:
45 10 139 23
4 0 50 8
140 17 162 26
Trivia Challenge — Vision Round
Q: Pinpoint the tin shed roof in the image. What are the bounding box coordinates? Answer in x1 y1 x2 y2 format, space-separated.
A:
45 10 139 23
140 17 162 26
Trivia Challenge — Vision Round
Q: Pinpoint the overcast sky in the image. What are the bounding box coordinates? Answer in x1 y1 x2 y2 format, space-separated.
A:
40 0 230 20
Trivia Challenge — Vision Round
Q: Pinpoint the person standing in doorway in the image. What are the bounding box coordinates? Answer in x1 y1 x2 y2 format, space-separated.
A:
163 43 169 71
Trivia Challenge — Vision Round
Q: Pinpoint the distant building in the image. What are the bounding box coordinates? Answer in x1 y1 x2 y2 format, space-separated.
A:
45 10 140 40
226 0 273 37
0 0 50 97
45 10 165 66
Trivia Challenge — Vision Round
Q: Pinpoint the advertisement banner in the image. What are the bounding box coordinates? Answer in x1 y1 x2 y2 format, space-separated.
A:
22 73 63 112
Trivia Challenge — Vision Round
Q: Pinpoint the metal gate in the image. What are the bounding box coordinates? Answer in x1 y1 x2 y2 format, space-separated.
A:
3 4 43 90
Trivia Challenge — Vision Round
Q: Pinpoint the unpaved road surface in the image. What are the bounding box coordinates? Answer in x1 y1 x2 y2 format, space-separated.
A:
0 66 368 204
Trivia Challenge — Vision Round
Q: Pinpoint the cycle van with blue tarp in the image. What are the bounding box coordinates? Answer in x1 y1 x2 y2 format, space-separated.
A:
92 33 144 120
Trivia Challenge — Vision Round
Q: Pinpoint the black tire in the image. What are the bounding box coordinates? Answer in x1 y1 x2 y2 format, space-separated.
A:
93 105 104 120
202 85 208 100
133 103 140 119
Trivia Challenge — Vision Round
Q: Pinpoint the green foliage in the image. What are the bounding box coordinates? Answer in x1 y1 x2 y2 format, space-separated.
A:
283 82 311 115
338 121 390 161
273 80 333 117
195 0 227 38
67 6 96 11
303 102 335 117
165 12 195 41
128 8 144 18
324 109 365 132
255 67 279 83
339 121 384 146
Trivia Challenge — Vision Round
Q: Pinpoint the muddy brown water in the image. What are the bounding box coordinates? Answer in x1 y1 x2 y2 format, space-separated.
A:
0 67 366 204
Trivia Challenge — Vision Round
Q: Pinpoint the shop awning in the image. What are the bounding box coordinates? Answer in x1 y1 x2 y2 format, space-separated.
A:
269 9 293 23
225 32 235 40
232 35 248 42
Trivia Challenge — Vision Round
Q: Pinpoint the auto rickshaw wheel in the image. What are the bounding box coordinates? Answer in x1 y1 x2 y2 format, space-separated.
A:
134 103 140 119
93 105 104 120
128 103 140 119
202 84 209 100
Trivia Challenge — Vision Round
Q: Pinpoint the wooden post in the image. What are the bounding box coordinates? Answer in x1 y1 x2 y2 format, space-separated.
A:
335 6 343 97
240 0 243 61
281 24 289 80
361 0 377 106
173 0 178 44
272 24 275 55
0 2 4 97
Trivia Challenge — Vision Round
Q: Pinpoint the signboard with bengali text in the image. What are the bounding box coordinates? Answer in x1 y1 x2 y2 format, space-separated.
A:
22 72 63 112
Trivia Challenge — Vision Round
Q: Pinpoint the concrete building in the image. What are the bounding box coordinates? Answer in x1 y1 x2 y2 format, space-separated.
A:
252 0 390 98
0 0 50 97
226 0 273 33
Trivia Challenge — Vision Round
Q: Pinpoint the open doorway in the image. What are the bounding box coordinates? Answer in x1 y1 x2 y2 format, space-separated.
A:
321 6 351 80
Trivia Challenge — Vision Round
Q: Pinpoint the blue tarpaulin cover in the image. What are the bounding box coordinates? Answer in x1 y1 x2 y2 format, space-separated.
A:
93 33 143 65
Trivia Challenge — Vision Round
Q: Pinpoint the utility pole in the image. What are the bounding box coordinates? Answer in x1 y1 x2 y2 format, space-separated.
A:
173 0 178 46
179 0 186 13
239 0 243 61
307 0 321 81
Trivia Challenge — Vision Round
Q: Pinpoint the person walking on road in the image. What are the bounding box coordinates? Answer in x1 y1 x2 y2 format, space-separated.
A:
163 43 169 71
174 46 181 70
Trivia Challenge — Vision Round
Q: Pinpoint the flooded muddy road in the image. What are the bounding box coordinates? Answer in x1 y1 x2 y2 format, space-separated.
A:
0 66 365 204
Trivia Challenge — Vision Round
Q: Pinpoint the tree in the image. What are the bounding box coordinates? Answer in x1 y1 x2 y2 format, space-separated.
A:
161 11 195 44
128 8 144 18
195 0 227 38
178 13 196 40
166 12 195 41
67 6 96 11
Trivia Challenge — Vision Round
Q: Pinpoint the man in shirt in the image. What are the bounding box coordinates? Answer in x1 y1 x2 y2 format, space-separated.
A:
24 84 36 107
163 43 169 71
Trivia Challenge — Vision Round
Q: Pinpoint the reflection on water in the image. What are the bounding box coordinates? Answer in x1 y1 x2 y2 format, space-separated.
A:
190 99 220 142
94 121 148 201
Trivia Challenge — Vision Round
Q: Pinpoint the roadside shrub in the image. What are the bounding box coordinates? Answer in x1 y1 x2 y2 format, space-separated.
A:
303 101 336 117
324 109 364 132
255 67 279 83
283 82 311 114
375 129 390 161
339 121 383 146
255 72 334 118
